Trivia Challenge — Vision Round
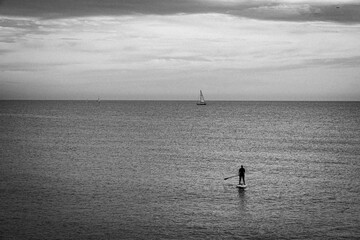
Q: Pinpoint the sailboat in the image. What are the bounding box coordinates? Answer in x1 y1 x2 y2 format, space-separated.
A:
197 90 206 105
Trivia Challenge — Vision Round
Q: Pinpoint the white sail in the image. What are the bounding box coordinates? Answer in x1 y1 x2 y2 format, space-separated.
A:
200 90 205 103
197 90 206 105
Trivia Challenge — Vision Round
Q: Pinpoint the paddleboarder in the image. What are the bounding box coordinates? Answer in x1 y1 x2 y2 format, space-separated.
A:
239 165 245 185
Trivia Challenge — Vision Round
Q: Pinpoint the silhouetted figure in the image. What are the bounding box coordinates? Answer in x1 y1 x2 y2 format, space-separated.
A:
239 165 245 185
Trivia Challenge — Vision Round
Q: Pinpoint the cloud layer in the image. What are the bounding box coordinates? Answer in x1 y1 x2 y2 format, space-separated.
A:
1 13 359 100
1 1 360 100
1 0 360 23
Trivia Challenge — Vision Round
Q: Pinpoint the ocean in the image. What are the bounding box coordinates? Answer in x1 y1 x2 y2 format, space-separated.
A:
0 101 359 239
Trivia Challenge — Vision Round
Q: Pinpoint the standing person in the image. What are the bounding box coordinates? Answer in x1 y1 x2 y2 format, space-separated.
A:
239 165 245 185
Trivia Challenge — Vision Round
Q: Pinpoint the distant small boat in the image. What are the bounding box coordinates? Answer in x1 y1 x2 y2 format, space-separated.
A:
197 90 206 105
97 97 100 104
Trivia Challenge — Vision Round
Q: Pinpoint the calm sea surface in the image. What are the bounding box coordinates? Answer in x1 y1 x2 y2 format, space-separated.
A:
1 101 359 239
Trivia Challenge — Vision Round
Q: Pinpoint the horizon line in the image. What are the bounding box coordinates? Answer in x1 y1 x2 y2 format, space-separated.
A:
1 99 359 102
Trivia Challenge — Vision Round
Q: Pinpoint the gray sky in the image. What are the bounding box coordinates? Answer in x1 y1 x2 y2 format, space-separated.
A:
1 0 360 100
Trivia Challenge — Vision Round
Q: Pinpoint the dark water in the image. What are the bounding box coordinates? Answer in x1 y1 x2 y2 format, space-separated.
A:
1 101 359 239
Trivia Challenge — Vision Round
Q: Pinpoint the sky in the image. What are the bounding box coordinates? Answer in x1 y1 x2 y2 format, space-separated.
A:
0 0 360 100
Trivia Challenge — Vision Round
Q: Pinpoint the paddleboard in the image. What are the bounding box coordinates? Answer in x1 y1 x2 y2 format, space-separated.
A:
236 184 247 189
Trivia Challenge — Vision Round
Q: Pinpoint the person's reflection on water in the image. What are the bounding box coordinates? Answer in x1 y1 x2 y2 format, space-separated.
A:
238 187 246 196
237 186 247 212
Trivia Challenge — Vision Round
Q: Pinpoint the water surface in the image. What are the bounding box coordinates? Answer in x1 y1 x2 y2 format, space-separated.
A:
1 101 359 239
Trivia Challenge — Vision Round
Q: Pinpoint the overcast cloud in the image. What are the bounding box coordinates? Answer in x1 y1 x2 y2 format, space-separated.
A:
0 0 359 100
1 0 360 23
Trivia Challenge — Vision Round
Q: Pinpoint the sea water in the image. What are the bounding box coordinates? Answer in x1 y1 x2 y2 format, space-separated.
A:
0 101 359 239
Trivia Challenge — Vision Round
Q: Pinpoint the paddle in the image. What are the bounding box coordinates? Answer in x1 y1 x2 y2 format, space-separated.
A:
224 175 238 180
